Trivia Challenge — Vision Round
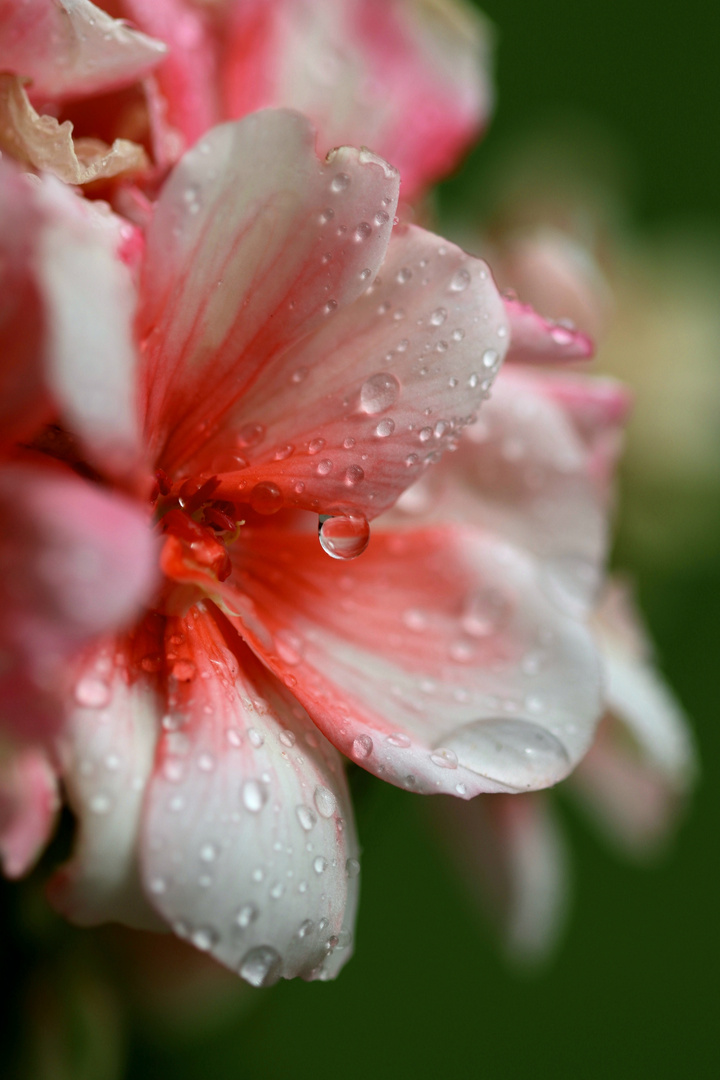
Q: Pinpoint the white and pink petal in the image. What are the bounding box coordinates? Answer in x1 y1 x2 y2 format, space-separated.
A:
49 632 164 928
207 224 508 519
137 110 399 472
0 0 166 101
199 525 603 798
504 297 593 365
141 603 359 985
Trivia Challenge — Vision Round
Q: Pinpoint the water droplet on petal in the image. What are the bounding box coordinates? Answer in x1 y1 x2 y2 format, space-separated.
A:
375 418 395 437
346 857 361 878
242 779 269 813
236 903 258 929
430 748 459 769
296 805 317 831
352 734 373 759
237 423 266 449
359 373 400 415
314 786 337 818
430 307 447 326
343 464 364 486
449 268 471 292
319 515 370 560
239 945 282 987
74 676 111 708
354 221 372 241
330 173 350 193
249 482 283 515
313 856 328 874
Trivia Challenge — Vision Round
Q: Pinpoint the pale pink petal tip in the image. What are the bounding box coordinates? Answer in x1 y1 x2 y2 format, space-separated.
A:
0 748 59 878
504 297 595 364
0 0 167 101
140 607 359 984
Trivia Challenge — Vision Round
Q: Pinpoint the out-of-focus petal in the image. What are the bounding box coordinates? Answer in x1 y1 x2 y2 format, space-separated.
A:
141 603 359 984
0 75 149 185
34 178 144 479
119 0 219 149
536 372 632 489
0 159 51 451
221 0 493 202
504 297 594 364
188 525 603 797
0 746 59 878
0 0 167 101
387 365 609 617
137 110 399 473
0 466 158 740
570 582 696 855
433 791 568 961
208 224 508 519
49 631 163 928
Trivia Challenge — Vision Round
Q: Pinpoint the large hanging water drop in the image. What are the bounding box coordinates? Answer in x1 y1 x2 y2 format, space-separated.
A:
318 514 370 560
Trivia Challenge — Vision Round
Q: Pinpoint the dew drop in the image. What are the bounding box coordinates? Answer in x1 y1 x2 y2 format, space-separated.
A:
375 418 395 437
330 173 350 193
242 779 269 813
354 221 372 241
247 727 264 748
396 267 412 284
374 210 390 226
450 268 471 292
314 786 337 818
192 926 219 951
236 903 258 929
346 857 361 878
316 459 333 476
239 945 282 988
237 423 266 449
296 805 317 832
430 748 459 770
279 729 296 747
359 372 401 415
249 482 283 515
430 307 448 326
352 733 373 759
343 464 364 486
74 676 111 709
319 514 370 560
298 918 315 939
482 348 499 369
313 856 328 874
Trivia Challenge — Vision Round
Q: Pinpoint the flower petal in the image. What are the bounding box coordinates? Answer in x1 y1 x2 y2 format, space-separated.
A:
208 224 508 519
0 75 149 185
0 746 59 878
50 632 163 928
220 0 493 201
119 0 219 148
386 364 610 617
141 602 359 984
137 110 399 472
433 791 568 962
504 297 594 364
0 159 51 451
34 178 145 479
570 582 696 855
0 0 167 100
0 465 158 740
206 525 602 797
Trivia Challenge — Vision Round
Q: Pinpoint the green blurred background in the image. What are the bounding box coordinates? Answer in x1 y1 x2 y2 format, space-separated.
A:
4 1 719 1077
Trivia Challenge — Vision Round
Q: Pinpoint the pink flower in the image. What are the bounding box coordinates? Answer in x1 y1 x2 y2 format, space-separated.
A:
0 105 607 985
